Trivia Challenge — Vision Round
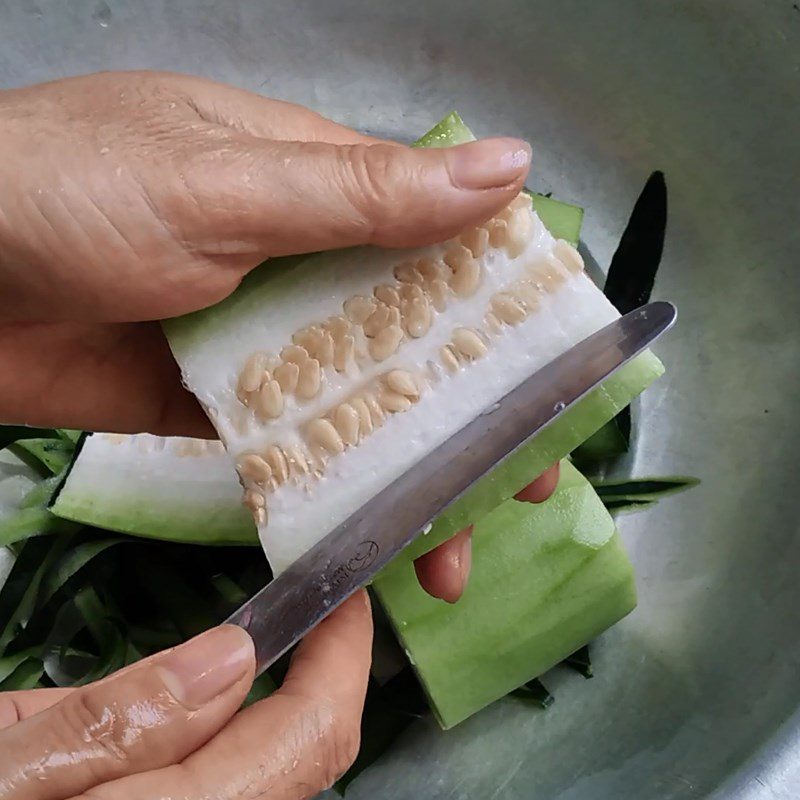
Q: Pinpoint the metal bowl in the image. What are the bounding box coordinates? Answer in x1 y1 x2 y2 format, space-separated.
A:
2 1 798 797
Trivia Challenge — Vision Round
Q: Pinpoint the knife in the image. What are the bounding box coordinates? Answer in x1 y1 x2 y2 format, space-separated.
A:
226 300 677 675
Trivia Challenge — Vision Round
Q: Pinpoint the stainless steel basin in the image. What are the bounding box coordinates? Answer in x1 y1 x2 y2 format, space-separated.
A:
1 1 798 797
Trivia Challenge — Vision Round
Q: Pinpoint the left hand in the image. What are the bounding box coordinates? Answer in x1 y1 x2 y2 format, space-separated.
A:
0 594 373 800
0 71 556 602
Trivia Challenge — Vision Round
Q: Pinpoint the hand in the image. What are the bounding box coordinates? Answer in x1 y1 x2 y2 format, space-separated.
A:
0 593 372 800
0 71 555 601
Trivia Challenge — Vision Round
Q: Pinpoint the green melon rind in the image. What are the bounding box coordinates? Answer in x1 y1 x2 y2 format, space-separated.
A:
50 435 256 546
390 348 662 563
373 460 637 729
51 494 255 546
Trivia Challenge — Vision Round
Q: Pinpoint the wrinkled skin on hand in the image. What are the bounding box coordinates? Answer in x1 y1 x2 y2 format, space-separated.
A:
0 594 372 800
0 72 558 797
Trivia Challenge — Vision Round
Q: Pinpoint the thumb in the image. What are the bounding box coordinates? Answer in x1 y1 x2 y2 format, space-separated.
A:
189 136 532 258
0 625 254 800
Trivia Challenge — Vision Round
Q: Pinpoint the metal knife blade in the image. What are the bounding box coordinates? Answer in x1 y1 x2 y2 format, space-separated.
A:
226 301 677 675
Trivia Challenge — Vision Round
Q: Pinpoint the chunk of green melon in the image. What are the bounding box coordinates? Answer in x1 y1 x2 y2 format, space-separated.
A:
373 460 636 729
50 433 256 545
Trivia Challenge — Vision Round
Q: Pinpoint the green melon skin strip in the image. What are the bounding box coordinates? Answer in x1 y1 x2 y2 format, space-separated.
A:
373 460 637 729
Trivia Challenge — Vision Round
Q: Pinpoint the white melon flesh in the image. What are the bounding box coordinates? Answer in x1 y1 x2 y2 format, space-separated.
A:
166 198 622 573
50 433 255 544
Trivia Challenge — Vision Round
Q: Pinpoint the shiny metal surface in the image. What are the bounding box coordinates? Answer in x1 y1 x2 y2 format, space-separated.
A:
1 2 797 798
227 304 676 675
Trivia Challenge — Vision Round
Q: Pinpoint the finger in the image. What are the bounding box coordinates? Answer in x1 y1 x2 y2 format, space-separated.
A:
0 687 73 730
0 321 214 438
414 526 473 604
81 592 373 800
183 136 531 259
0 625 254 800
514 463 561 503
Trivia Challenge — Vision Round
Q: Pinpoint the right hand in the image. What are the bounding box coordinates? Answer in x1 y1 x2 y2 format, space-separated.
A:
0 592 372 800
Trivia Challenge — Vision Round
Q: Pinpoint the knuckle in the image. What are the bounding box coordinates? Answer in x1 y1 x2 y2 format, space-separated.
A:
339 143 402 234
318 708 361 788
0 695 22 729
58 689 132 764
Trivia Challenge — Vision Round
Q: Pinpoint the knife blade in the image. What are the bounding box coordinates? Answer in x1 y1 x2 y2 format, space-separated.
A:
226 301 677 675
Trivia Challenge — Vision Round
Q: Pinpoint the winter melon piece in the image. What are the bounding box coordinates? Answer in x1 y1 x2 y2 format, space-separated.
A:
164 113 663 574
373 460 637 728
50 433 255 545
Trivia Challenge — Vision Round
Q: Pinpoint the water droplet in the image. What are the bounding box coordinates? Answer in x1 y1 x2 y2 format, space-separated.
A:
553 401 566 412
92 0 111 27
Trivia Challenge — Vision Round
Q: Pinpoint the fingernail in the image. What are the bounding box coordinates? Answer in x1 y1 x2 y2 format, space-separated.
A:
447 138 532 190
158 625 254 709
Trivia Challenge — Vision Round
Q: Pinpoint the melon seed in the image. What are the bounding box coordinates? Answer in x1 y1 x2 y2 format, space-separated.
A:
334 334 356 373
281 344 309 364
404 297 432 338
292 325 323 352
553 239 584 274
285 445 310 477
512 279 543 311
307 418 345 455
324 315 352 339
265 445 289 484
237 453 273 486
461 227 489 258
443 244 473 272
488 219 508 248
344 295 377 324
351 397 373 436
537 258 568 290
429 279 450 312
374 284 401 307
440 344 461 372
363 392 386 427
394 261 425 285
244 489 265 509
315 331 335 366
239 352 269 394
255 379 283 420
363 304 391 338
506 208 533 257
416 257 447 282
380 390 412 413
399 283 426 303
296 358 322 399
491 293 527 325
386 369 419 398
452 328 488 360
369 324 403 361
449 258 481 297
274 361 300 393
333 403 361 446
484 312 503 334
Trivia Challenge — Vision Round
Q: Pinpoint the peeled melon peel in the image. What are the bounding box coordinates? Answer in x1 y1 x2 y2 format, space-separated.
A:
50 433 255 545
373 460 637 729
